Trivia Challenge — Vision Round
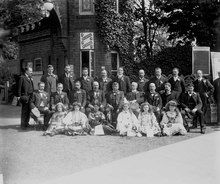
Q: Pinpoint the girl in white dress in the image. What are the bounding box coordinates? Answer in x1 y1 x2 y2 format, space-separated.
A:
63 102 90 135
138 102 161 137
44 103 67 136
117 101 142 137
161 100 187 136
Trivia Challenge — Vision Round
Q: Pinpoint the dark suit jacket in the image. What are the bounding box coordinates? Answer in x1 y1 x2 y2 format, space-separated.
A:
180 92 203 110
97 77 112 93
18 74 34 97
58 73 75 93
213 78 220 103
77 76 94 92
144 92 162 110
149 76 167 93
40 74 58 94
51 91 69 108
161 91 179 107
87 89 106 106
69 89 87 108
126 91 143 104
30 90 50 109
168 76 185 94
105 90 124 110
193 78 214 100
114 75 131 95
136 77 149 92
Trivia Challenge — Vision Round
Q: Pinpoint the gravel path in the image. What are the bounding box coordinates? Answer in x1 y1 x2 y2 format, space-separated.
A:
0 105 219 184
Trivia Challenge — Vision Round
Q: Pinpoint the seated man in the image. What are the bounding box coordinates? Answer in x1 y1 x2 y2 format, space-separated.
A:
51 83 69 111
86 81 106 115
30 82 53 129
161 82 179 107
105 82 124 127
144 83 163 122
126 82 143 117
69 80 87 112
180 83 205 134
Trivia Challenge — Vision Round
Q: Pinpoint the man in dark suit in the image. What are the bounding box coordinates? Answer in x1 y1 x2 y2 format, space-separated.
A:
193 70 214 117
213 71 220 124
77 67 94 93
18 66 34 130
30 82 52 129
58 65 75 98
168 67 185 98
51 83 69 111
161 82 180 107
105 82 124 127
145 82 163 121
149 67 167 95
97 69 112 94
40 65 58 95
113 67 131 95
136 69 149 92
69 80 87 112
180 83 205 134
86 81 106 114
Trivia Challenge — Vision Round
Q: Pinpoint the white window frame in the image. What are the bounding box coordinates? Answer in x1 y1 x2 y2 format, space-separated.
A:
111 51 120 75
33 58 43 75
79 0 94 15
80 50 95 77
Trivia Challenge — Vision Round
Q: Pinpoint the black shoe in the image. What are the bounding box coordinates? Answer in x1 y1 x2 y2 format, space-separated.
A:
201 129 205 134
21 127 26 130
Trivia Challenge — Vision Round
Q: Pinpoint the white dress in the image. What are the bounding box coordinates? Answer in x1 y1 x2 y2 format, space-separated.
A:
161 111 187 136
138 112 161 137
117 110 140 136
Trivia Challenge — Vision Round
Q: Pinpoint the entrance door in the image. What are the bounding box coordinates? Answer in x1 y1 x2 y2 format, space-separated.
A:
80 50 94 76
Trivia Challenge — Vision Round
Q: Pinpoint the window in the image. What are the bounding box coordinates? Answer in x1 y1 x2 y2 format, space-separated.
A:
111 51 119 76
80 50 95 77
33 58 42 72
112 0 119 13
79 0 94 15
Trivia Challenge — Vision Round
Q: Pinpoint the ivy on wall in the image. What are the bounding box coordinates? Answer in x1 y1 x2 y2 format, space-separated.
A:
95 0 135 74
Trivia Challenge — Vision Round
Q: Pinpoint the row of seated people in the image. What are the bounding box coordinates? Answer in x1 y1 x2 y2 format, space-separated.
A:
30 78 205 136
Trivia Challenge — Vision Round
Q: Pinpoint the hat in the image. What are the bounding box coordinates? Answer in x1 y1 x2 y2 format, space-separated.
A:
165 100 178 111
19 96 29 104
72 102 81 108
55 102 65 111
31 107 40 118
123 98 130 107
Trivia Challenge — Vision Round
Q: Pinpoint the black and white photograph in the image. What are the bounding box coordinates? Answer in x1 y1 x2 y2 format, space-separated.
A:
0 0 220 184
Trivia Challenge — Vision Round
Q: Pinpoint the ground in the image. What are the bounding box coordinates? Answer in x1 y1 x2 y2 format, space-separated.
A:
0 104 219 184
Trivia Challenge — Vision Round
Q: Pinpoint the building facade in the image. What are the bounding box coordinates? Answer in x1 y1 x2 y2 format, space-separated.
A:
18 0 120 85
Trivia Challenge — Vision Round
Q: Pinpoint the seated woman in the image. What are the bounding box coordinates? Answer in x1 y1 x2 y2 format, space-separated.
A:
63 102 90 136
117 100 142 137
43 103 67 136
160 100 187 136
88 104 116 135
138 102 161 137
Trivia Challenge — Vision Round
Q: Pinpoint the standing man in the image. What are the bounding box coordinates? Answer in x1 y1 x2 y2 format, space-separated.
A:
114 67 131 95
18 66 34 130
168 67 185 98
30 82 52 129
40 65 58 95
58 65 75 98
77 67 94 93
51 83 69 111
213 71 220 124
149 67 167 95
97 69 112 94
136 69 149 92
193 70 214 119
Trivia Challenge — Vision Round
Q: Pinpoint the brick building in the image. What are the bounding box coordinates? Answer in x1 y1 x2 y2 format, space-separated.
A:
18 0 120 88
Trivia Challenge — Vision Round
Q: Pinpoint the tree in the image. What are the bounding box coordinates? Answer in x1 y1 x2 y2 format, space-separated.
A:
161 0 220 49
0 0 43 60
